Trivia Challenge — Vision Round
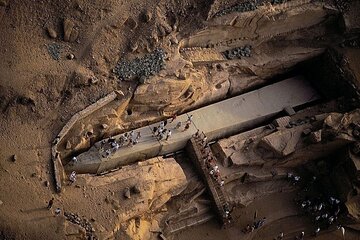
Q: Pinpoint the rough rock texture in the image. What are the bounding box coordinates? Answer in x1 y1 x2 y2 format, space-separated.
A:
56 0 346 161
79 157 187 239
214 108 360 209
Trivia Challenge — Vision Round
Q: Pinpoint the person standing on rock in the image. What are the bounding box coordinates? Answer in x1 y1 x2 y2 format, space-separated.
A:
47 198 54 210
129 131 134 139
55 207 61 216
194 129 200 138
187 115 193 122
136 132 141 141
183 122 191 132
127 138 134 147
276 232 284 240
295 231 305 240
314 227 320 236
69 171 76 184
166 130 172 141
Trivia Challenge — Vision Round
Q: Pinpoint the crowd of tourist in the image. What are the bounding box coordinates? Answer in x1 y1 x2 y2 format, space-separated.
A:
194 130 225 187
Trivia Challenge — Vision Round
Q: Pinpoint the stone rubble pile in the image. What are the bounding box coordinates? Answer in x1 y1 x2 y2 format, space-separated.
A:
214 0 291 17
47 43 61 61
214 1 258 17
113 49 166 81
64 212 97 240
223 45 252 59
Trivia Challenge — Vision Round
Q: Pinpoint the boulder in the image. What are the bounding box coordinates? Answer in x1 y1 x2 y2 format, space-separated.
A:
82 157 187 223
63 19 75 42
47 26 57 39
124 187 131 199
259 125 307 157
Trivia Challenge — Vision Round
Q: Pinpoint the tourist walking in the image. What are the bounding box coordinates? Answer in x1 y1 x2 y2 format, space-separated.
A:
47 198 54 210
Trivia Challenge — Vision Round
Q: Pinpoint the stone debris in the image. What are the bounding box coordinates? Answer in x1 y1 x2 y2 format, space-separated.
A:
271 0 287 4
89 77 99 85
272 116 291 128
64 212 97 240
309 130 322 143
65 141 72 150
334 0 351 12
63 19 75 42
47 26 57 39
129 41 138 52
214 0 292 17
132 185 141 194
113 48 166 81
143 10 152 22
67 53 75 60
223 45 252 60
124 187 131 199
44 180 49 187
284 106 296 116
214 1 257 17
47 43 61 61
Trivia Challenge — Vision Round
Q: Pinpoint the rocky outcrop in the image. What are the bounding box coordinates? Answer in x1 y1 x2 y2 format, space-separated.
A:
80 157 187 239
215 110 360 168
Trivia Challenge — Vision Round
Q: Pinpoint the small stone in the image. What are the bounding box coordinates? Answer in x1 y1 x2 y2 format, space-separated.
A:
115 90 124 98
135 217 141 228
47 26 57 39
65 141 72 150
130 41 138 52
273 116 291 128
63 18 75 42
101 124 108 129
309 130 322 143
69 29 79 42
112 209 116 213
143 10 152 22
44 181 49 187
89 77 98 85
284 106 296 116
12 154 17 162
67 53 75 60
132 185 141 194
0 200 3 205
178 72 187 80
124 187 131 199
31 173 37 178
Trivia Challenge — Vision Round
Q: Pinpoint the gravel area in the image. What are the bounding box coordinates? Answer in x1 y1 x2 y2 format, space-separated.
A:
47 43 61 61
113 49 166 82
223 45 252 59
